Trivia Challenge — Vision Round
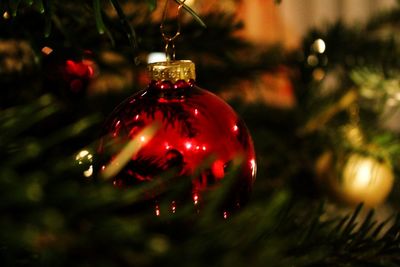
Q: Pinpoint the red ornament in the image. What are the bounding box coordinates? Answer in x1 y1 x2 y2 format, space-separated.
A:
42 48 95 97
98 60 256 217
63 58 94 93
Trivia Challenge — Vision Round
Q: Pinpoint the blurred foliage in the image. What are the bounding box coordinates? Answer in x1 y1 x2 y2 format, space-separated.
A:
1 97 400 267
1 0 400 266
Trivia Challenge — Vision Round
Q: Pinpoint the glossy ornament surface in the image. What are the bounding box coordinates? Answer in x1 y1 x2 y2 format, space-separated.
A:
98 60 256 215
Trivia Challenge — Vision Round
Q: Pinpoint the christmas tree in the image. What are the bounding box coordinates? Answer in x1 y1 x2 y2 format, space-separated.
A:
1 0 400 266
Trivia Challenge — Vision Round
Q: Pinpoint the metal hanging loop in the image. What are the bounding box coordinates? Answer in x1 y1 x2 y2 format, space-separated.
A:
348 103 360 126
160 0 186 61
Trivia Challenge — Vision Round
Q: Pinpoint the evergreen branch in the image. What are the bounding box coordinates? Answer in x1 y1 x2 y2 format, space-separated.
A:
146 0 157 12
43 0 52 37
34 0 45 13
341 204 364 237
8 0 22 17
1 101 400 266
2 2 400 267
298 89 358 135
93 0 106 35
366 6 400 31
355 209 376 240
173 0 206 28
110 0 140 64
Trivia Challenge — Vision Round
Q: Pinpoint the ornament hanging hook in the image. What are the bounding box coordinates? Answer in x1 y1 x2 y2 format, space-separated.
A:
160 0 186 61
344 99 365 147
348 102 360 126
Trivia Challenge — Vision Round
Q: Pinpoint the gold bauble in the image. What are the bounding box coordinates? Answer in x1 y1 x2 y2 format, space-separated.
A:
339 153 394 206
315 151 394 207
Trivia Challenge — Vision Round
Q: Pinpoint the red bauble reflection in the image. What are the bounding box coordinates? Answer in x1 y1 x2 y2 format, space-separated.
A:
42 48 95 98
64 59 94 93
99 79 256 215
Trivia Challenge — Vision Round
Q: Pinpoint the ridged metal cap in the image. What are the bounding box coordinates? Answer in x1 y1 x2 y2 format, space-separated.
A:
148 60 196 83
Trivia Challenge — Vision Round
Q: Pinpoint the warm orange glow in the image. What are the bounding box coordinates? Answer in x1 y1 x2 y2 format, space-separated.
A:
184 0 195 6
41 46 53 55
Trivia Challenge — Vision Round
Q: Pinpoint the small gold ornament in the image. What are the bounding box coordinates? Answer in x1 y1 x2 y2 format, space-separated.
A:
315 101 394 206
315 149 394 207
339 152 394 206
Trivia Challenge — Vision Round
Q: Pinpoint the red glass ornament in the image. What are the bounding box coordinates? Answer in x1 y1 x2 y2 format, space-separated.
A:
64 59 94 93
98 60 256 216
42 48 95 97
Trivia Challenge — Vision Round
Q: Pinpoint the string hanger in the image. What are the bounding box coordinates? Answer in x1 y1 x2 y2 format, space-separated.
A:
348 102 360 126
160 0 186 62
343 101 365 147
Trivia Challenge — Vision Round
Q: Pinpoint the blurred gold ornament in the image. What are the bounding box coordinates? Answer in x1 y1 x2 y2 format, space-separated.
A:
315 150 394 207
339 153 394 206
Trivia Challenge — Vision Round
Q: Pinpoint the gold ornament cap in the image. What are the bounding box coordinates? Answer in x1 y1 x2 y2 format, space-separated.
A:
148 60 196 83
